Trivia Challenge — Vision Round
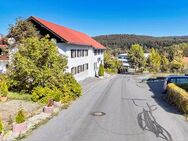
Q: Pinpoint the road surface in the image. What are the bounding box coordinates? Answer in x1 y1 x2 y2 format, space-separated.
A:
23 75 188 141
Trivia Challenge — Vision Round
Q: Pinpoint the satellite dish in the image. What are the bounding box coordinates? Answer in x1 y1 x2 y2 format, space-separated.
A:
7 38 16 45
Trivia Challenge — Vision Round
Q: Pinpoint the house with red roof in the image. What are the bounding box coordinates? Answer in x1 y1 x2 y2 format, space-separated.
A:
28 16 106 81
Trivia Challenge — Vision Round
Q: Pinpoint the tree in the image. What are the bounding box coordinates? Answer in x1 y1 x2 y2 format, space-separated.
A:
170 60 184 73
7 36 67 92
104 50 122 73
160 55 169 72
7 17 39 42
147 48 161 72
128 44 146 71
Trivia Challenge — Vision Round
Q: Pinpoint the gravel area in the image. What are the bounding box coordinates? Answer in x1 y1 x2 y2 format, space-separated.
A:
0 100 43 130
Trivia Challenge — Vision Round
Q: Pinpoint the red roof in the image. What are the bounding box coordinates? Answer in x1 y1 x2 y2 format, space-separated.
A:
30 16 105 49
0 55 9 61
0 45 7 48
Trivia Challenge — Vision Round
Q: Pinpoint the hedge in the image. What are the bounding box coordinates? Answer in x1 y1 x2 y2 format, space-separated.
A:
167 83 188 114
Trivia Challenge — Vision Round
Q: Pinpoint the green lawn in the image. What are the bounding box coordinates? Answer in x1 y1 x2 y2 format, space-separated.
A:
7 92 32 101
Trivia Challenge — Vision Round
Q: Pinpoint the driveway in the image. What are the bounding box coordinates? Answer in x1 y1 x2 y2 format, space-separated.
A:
23 75 188 141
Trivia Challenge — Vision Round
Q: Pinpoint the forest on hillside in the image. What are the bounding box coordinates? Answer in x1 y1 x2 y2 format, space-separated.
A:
93 34 188 54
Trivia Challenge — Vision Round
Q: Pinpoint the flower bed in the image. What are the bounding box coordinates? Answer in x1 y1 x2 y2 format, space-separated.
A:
167 83 188 114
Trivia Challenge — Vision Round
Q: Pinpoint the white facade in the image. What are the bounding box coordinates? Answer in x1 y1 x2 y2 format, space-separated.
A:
0 61 8 73
57 43 104 81
118 53 130 67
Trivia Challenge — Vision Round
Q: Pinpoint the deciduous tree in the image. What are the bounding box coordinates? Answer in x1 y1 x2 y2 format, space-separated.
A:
147 48 161 72
128 44 146 71
7 36 67 92
7 18 39 42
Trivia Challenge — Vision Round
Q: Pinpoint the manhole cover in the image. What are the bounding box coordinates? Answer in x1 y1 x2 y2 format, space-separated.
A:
91 112 106 116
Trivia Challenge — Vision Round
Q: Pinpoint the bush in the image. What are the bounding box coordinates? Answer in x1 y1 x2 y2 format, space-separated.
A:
31 87 61 104
15 109 26 124
177 83 188 91
167 83 188 114
53 93 61 102
98 64 104 76
61 73 82 98
0 118 3 134
0 79 8 97
31 74 82 104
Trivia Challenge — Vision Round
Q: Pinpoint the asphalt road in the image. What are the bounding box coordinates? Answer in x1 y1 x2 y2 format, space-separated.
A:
23 75 188 141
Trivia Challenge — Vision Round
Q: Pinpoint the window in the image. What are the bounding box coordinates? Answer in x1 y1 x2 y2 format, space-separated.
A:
71 67 77 75
168 78 176 83
85 50 88 56
176 78 188 84
72 63 89 75
71 50 76 58
94 50 97 55
82 50 84 57
83 64 85 71
71 68 74 74
79 65 82 72
97 49 100 55
84 63 88 70
77 66 80 73
76 50 79 57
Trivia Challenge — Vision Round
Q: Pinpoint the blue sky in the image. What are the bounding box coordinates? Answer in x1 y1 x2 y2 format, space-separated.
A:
1 0 188 36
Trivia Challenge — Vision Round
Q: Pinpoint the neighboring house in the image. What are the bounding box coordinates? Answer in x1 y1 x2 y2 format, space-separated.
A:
27 16 106 81
117 53 149 72
0 38 9 73
117 53 130 68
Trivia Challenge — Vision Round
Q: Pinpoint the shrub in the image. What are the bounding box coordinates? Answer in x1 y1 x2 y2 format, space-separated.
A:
177 83 188 91
61 73 82 98
0 79 8 97
167 83 188 114
32 87 54 104
61 95 73 104
54 93 61 102
31 86 63 104
0 118 3 134
15 109 26 124
98 64 104 76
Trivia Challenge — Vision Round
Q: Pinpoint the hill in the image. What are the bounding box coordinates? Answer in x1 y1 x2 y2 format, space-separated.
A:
93 34 188 53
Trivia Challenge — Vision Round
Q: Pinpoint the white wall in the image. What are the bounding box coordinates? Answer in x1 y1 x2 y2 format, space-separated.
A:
57 43 104 81
0 61 8 73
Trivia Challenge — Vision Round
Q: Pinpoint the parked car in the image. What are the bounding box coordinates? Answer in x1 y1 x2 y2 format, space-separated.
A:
163 76 188 92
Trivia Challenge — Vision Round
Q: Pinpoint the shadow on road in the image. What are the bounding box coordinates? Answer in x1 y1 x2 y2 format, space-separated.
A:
146 79 180 115
137 103 172 141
